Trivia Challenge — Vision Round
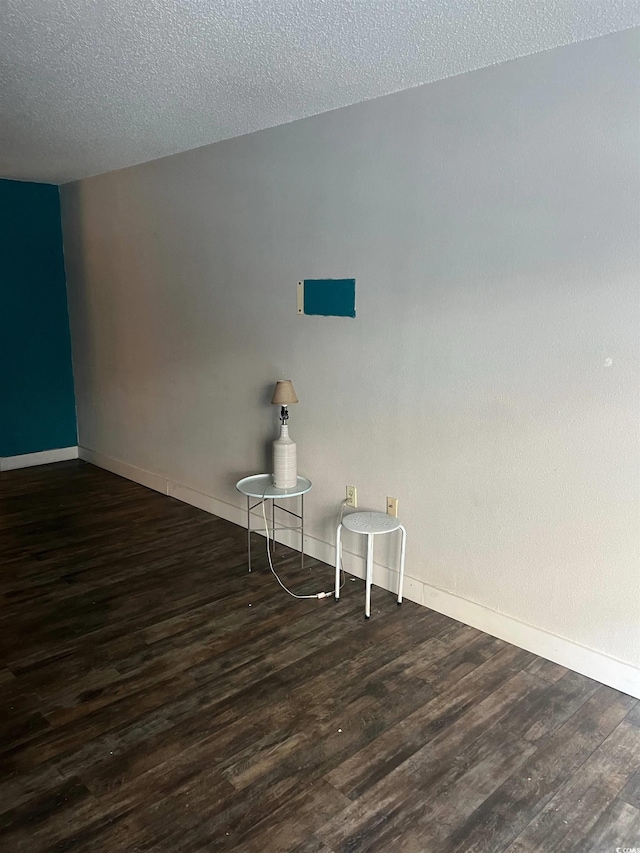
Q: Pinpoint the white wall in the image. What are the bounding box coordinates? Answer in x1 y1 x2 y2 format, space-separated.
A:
61 30 640 691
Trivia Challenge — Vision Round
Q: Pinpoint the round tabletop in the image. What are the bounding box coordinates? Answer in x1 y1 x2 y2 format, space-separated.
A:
236 474 312 499
342 511 402 534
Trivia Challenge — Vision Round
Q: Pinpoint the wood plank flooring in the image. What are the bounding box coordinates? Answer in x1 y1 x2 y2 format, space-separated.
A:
1 460 638 852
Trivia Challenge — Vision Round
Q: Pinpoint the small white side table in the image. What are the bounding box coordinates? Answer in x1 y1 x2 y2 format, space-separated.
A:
335 511 406 619
236 474 312 572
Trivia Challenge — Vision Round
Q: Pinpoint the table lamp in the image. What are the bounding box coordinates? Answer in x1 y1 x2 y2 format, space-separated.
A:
271 380 298 488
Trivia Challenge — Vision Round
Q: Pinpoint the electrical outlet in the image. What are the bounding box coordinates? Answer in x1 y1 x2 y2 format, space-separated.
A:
346 485 357 508
387 497 398 517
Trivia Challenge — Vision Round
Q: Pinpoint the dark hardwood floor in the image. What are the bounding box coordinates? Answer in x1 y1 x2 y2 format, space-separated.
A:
1 460 638 852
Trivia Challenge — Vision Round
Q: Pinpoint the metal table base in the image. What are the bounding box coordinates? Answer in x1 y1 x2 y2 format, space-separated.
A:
236 475 312 573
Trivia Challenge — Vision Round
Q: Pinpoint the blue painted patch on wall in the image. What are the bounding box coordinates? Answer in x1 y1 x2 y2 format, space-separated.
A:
299 279 356 318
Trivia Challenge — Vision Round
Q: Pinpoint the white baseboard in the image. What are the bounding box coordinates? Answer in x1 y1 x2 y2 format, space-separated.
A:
1 446 79 471
78 446 640 699
417 585 640 700
78 447 169 494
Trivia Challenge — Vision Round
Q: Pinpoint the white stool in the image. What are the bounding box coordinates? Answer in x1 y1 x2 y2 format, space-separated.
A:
335 511 406 619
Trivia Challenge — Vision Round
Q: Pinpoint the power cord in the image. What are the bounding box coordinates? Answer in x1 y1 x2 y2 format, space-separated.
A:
260 485 347 600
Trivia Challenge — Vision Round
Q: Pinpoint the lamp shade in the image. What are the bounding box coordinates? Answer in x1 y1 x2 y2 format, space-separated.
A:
271 380 298 406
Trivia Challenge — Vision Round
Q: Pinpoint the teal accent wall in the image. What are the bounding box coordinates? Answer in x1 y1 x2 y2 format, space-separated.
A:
0 179 77 457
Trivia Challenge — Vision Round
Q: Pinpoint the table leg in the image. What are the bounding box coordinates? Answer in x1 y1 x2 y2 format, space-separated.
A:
247 496 252 572
272 500 276 553
301 494 304 570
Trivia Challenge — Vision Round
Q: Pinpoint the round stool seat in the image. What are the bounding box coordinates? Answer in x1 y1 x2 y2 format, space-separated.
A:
342 511 402 535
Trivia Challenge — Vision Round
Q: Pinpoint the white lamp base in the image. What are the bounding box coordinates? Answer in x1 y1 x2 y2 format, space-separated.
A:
273 424 297 488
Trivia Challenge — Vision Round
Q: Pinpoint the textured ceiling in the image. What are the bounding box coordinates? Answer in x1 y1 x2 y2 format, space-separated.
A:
1 1 637 185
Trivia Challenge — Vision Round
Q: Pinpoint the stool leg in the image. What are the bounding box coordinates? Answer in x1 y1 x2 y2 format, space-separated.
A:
397 524 406 605
247 496 252 573
365 533 374 619
335 524 342 601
